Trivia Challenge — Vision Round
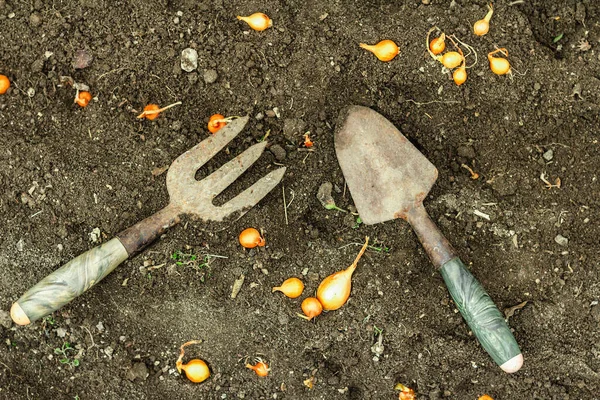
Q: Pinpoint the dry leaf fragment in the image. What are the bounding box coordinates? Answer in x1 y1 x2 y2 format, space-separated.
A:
152 165 169 176
230 274 245 299
504 301 528 320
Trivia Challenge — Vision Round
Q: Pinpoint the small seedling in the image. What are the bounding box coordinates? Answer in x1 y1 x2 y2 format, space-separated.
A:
54 342 80 368
43 316 56 326
317 182 347 212
171 250 226 282
352 216 363 229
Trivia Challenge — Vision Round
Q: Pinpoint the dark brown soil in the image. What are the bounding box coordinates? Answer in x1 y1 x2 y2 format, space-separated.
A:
1 1 599 399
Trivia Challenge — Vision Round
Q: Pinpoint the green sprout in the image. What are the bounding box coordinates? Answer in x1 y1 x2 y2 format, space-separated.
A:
171 251 227 282
54 342 80 368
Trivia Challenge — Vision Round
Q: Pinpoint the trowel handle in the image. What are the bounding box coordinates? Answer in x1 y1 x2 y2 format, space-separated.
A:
406 205 522 373
439 258 523 373
10 238 129 326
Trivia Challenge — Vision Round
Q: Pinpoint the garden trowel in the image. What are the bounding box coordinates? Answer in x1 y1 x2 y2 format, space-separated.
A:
335 105 523 373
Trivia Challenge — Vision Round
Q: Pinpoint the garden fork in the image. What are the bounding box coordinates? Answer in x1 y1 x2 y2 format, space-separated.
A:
11 116 285 325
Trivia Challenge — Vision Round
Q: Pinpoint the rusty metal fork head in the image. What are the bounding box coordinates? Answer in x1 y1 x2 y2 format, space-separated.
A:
166 116 286 222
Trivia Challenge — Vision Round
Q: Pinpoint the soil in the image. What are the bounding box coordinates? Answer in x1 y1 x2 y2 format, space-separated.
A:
1 0 599 399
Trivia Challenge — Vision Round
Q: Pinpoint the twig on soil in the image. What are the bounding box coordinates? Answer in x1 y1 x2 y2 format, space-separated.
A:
402 99 460 106
97 67 130 81
82 326 96 350
282 185 288 225
508 0 524 5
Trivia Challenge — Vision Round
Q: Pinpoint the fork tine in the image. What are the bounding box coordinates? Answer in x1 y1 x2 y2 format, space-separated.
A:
204 141 268 198
218 167 286 217
167 116 250 186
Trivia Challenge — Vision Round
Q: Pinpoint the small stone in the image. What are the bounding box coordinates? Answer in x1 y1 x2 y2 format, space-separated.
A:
27 88 35 97
8 12 15 19
180 48 198 72
173 16 180 24
542 149 554 161
554 234 568 246
29 13 42 27
16 239 24 252
269 144 286 161
104 346 114 358
56 327 67 338
255 112 264 120
126 362 149 381
203 69 218 84
265 110 276 118
96 321 105 333
0 310 12 329
533 82 541 91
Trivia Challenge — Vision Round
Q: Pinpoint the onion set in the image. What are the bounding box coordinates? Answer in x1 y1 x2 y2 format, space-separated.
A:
359 40 399 62
239 227 265 249
474 3 494 36
246 358 270 377
176 340 210 383
208 114 237 134
273 277 304 299
137 101 182 120
0 74 10 94
316 237 369 311
488 48 511 75
75 91 92 107
237 13 272 31
299 297 323 321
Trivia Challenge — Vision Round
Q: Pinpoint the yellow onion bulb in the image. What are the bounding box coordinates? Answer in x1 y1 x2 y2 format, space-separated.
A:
474 4 494 36
429 34 446 55
239 228 265 249
359 40 399 62
272 277 304 299
237 13 272 31
316 237 369 311
179 359 210 383
488 53 511 75
453 66 467 85
300 297 323 320
439 52 463 69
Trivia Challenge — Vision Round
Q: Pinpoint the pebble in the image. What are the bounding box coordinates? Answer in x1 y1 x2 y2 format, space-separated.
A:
126 362 149 381
29 13 42 27
180 48 198 72
534 82 541 91
554 234 568 246
56 327 67 338
0 310 12 329
203 69 218 84
255 112 264 120
269 144 286 161
265 110 276 118
543 149 554 161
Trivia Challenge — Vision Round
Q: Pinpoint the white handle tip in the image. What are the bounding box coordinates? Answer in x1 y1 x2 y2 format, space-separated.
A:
10 302 31 326
500 353 523 373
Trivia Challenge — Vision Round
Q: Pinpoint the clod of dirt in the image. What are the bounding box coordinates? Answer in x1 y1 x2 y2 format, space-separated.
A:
554 234 568 246
180 48 198 72
126 362 149 381
490 175 517 197
203 69 218 84
457 145 476 159
269 144 286 161
0 310 12 329
283 118 306 142
72 49 93 70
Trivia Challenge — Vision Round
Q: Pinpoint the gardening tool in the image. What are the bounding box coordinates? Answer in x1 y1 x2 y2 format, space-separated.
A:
335 106 523 373
11 116 285 325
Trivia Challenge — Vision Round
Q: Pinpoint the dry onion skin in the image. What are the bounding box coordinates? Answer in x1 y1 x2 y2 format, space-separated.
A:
359 40 399 62
272 277 304 299
246 359 270 377
176 340 210 383
316 237 369 311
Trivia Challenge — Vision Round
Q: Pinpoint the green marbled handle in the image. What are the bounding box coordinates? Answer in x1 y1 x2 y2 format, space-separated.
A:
11 238 129 325
440 257 522 369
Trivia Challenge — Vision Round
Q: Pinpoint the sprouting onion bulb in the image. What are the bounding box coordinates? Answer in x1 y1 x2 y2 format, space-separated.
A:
359 40 399 62
176 340 210 383
299 297 323 320
438 51 463 69
137 101 182 120
474 3 494 36
237 13 273 31
453 64 467 86
246 359 270 377
239 228 265 248
429 33 446 55
273 277 304 299
488 48 511 75
316 237 369 311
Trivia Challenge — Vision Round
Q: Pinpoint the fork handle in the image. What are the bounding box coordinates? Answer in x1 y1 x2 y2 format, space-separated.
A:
11 205 181 325
11 238 129 325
